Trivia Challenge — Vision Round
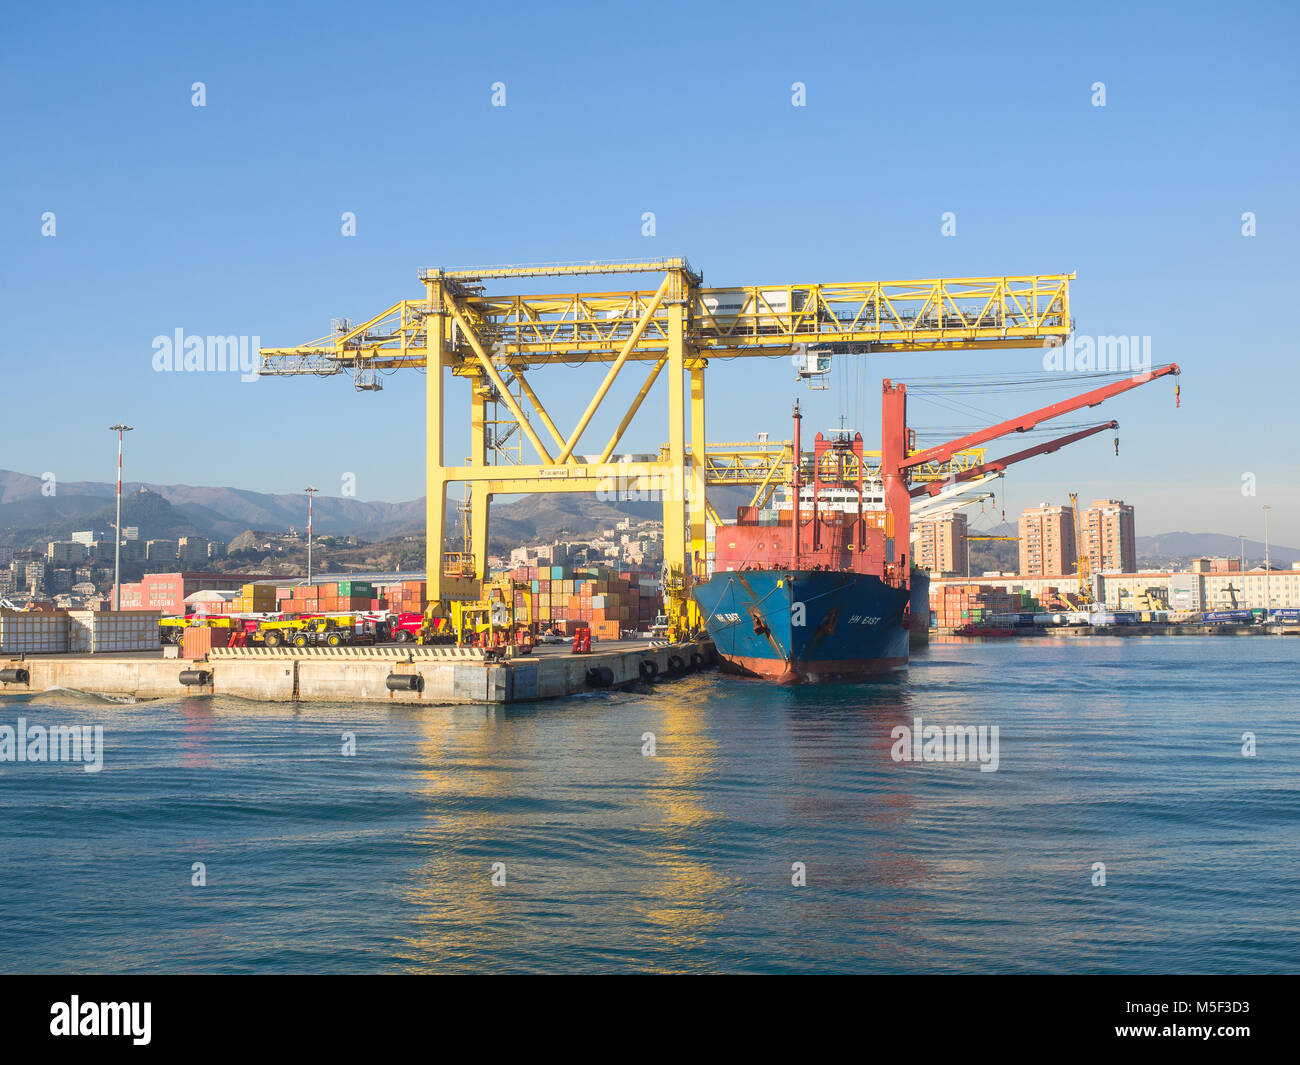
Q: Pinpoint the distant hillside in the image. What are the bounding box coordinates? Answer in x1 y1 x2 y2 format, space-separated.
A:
0 468 743 551
0 470 426 546
1135 532 1297 567
4 468 1290 564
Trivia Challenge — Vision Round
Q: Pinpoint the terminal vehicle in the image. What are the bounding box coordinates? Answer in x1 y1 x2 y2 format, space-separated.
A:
159 615 238 644
391 611 450 643
438 580 536 650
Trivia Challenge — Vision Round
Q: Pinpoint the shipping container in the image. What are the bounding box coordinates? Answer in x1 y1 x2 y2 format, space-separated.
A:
0 610 70 653
68 610 161 653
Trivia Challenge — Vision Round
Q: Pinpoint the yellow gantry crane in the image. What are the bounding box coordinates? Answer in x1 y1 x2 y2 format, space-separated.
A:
260 259 1073 627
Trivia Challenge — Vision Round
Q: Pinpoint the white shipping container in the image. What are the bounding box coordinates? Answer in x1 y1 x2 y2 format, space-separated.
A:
0 610 70 654
68 611 161 653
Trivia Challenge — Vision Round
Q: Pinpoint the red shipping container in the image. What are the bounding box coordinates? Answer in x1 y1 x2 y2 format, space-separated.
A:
182 626 229 660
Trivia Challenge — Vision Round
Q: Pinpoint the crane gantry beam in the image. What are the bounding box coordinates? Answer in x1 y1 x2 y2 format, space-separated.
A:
260 259 1076 626
259 272 1074 373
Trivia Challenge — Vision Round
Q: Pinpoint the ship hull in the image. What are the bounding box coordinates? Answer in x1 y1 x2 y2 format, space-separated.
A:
692 569 910 684
908 569 931 647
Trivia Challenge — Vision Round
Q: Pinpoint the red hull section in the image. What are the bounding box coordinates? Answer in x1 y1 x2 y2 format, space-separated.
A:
719 652 908 685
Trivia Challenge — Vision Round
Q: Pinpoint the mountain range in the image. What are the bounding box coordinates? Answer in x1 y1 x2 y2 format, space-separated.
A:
1 469 1294 563
0 469 697 552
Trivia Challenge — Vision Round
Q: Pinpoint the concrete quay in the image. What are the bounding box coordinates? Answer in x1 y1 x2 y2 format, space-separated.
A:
0 640 716 705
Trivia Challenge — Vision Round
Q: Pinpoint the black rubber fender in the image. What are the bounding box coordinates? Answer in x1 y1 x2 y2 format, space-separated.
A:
689 652 704 672
178 669 211 686
585 666 615 689
385 673 424 692
667 654 686 676
638 659 659 682
0 668 30 684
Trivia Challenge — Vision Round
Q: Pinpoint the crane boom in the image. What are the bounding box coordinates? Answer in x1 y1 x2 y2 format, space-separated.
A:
910 422 1118 499
900 364 1179 470
882 365 1178 582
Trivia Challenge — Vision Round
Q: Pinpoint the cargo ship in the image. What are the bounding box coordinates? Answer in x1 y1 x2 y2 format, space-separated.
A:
691 364 1180 684
692 402 915 683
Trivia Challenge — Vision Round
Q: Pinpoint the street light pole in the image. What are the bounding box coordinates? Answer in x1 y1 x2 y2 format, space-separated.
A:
305 487 318 584
109 424 133 610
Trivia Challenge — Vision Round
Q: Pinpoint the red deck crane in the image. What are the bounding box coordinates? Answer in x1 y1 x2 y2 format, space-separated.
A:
880 363 1181 583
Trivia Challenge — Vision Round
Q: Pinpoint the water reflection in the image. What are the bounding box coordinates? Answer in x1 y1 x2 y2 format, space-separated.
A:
175 697 214 769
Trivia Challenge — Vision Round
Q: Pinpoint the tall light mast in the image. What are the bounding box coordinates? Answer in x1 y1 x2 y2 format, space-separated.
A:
108 423 133 610
305 487 319 584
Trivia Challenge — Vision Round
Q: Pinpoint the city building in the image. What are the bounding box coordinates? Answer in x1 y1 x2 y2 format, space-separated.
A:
1081 499 1136 573
47 540 87 563
1191 556 1242 574
508 543 573 568
927 562 1300 614
178 537 211 563
119 539 146 563
912 514 968 576
24 561 47 593
1019 503 1076 577
113 572 271 612
146 539 178 561
207 541 228 558
71 529 111 546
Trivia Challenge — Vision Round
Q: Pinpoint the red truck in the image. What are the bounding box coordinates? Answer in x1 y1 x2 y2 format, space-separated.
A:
389 612 453 643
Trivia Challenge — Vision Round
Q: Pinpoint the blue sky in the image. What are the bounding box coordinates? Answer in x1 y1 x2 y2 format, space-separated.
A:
2 0 1297 546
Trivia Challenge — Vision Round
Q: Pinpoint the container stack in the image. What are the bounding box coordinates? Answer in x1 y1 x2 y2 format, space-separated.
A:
277 581 376 614
929 584 1023 628
384 580 428 616
507 565 661 637
233 582 278 613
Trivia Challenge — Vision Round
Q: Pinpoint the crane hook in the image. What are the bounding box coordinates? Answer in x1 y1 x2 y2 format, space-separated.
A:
1175 382 1181 408
1114 435 1120 456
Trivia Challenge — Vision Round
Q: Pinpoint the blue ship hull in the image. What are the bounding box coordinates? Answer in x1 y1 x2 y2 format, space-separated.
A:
692 569 910 683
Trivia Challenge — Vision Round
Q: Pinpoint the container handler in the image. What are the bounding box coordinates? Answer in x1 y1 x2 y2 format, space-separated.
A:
431 579 536 650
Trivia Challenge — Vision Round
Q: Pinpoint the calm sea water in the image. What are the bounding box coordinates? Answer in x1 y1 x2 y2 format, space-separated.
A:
0 636 1296 974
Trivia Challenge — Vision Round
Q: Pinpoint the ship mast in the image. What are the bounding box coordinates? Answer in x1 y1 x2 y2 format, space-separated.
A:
791 401 802 568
